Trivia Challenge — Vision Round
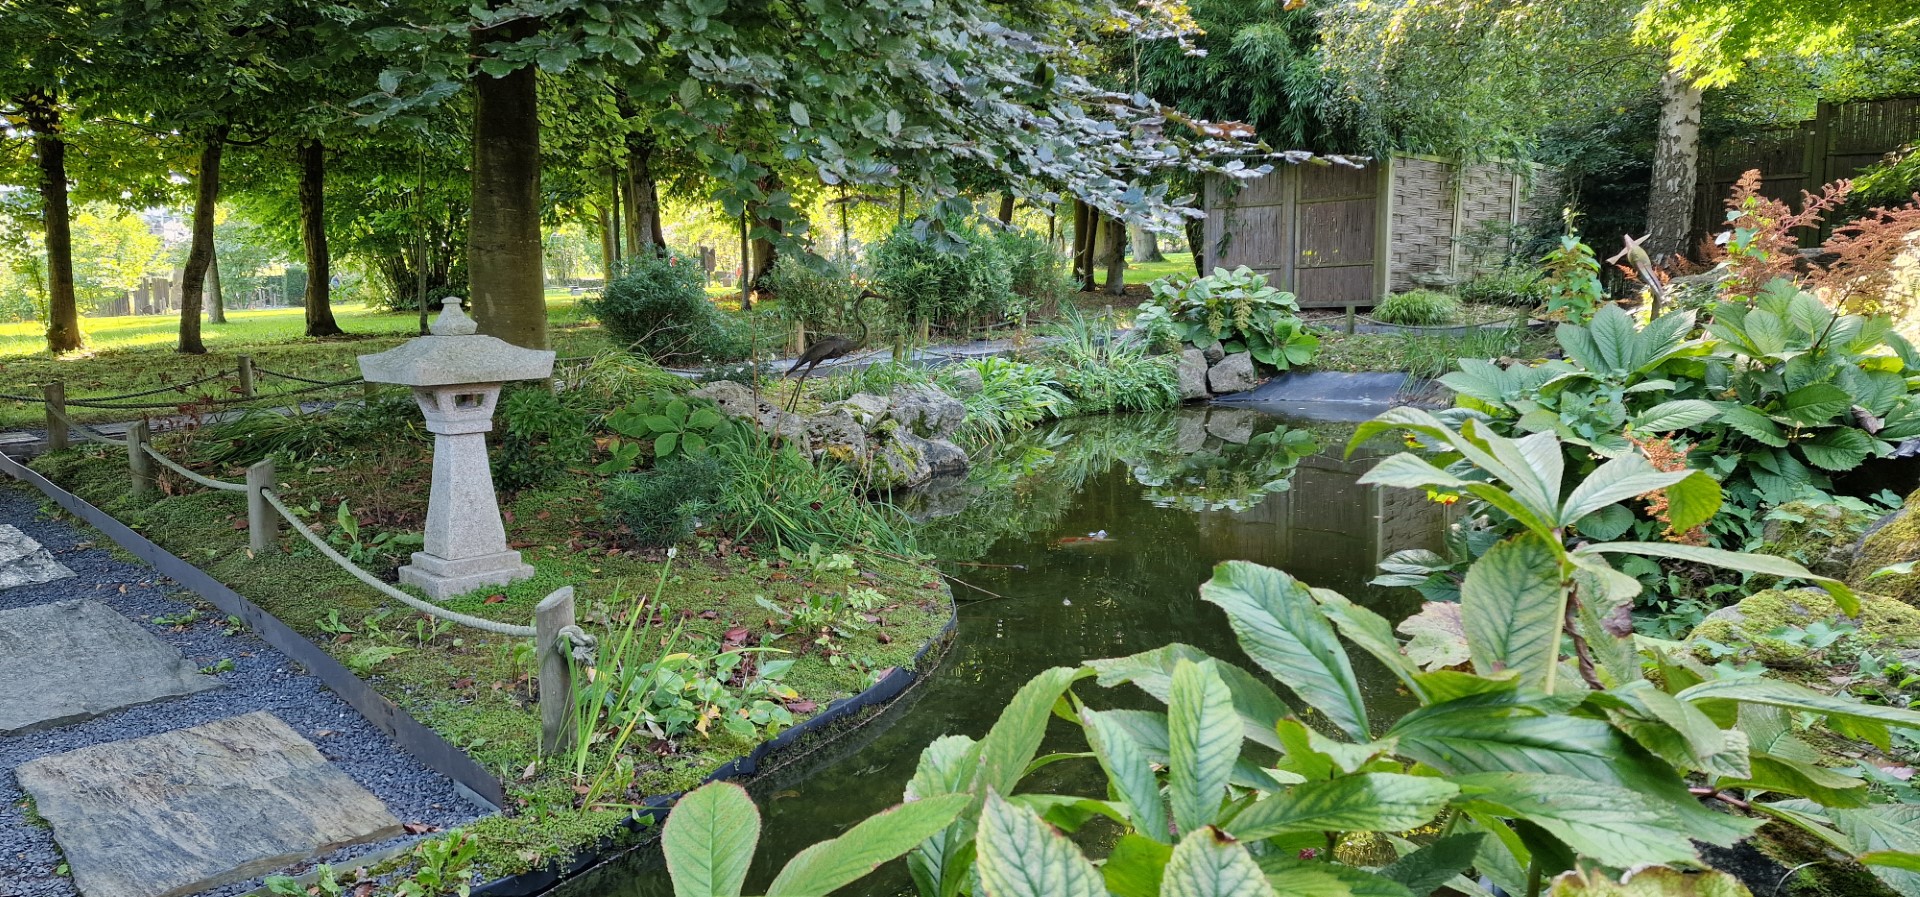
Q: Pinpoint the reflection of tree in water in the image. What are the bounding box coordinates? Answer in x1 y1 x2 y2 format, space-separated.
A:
900 409 1319 561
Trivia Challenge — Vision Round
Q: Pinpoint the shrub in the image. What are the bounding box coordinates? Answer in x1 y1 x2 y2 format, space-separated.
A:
1457 268 1545 307
493 385 593 492
1539 229 1605 322
761 256 858 333
1372 289 1461 326
584 251 731 363
993 228 1071 314
869 221 1017 332
1042 308 1181 414
601 453 726 548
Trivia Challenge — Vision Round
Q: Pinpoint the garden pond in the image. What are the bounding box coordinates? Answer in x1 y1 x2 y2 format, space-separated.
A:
558 404 1452 897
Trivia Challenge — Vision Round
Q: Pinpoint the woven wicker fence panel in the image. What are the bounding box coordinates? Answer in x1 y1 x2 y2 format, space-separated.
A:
1390 157 1456 292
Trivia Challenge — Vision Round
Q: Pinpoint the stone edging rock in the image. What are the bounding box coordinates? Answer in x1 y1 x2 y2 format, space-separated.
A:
691 380 973 490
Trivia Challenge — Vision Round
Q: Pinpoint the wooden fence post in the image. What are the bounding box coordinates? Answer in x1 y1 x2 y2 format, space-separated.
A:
128 420 155 499
536 587 578 757
43 381 67 452
1345 305 1357 335
236 355 255 397
246 460 277 554
361 380 377 402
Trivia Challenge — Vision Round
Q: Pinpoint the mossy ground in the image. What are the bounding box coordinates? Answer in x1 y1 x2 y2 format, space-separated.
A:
26 443 950 880
1851 487 1920 604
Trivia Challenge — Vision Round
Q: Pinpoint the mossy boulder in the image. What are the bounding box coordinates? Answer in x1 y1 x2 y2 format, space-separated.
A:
1687 588 1920 667
1849 487 1920 604
1760 499 1877 581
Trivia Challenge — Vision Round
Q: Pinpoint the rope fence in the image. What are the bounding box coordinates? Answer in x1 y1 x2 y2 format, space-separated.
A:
98 414 592 757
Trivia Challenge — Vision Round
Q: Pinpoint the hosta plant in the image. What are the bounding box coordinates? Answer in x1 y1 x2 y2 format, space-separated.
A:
1136 265 1319 370
660 425 1920 897
595 391 737 471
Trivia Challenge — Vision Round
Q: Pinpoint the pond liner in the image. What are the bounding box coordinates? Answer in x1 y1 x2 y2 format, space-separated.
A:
1 447 961 897
466 611 959 897
0 449 507 813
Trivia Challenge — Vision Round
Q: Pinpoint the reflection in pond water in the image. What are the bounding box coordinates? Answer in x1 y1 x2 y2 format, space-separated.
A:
558 406 1449 897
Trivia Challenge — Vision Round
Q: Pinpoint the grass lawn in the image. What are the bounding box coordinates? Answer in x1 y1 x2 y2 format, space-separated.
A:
1128 250 1196 285
0 293 614 430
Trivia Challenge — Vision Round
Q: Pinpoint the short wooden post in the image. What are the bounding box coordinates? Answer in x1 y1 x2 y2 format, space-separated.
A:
361 380 377 402
127 420 156 499
43 381 67 452
1345 304 1357 335
246 459 277 554
792 320 807 357
236 355 255 397
536 587 578 757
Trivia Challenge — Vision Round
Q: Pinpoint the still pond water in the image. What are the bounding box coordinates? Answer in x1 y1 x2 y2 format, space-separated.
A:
560 405 1450 897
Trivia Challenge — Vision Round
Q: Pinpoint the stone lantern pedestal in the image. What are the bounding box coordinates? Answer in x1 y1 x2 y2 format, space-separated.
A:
358 298 554 600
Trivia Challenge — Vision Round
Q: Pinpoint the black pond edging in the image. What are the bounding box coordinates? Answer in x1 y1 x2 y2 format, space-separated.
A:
0 450 507 812
1 447 961 897
468 613 958 897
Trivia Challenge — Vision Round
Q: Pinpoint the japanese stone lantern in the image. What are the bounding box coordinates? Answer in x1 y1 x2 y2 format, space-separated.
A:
358 298 554 600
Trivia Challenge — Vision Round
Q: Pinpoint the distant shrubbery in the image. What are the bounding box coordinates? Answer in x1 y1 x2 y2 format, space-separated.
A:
585 251 733 363
1372 289 1461 325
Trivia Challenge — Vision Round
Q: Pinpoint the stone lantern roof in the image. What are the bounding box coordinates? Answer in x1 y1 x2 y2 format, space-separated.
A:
358 298 554 386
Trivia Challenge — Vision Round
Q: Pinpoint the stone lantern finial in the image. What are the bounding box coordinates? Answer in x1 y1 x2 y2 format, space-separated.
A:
429 297 478 336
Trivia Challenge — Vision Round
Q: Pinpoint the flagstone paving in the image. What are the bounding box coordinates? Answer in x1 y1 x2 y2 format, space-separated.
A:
0 599 220 735
18 712 403 897
0 484 477 897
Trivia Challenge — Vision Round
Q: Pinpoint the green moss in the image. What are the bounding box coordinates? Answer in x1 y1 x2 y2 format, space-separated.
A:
1751 819 1899 897
1758 500 1877 583
1687 588 1920 666
1851 488 1920 604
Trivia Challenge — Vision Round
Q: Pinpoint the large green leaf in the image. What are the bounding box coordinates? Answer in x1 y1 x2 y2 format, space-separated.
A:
1676 678 1920 730
1308 587 1424 699
976 790 1107 897
1723 752 1869 809
1199 562 1369 740
1576 542 1856 614
1559 453 1691 525
1717 404 1789 447
976 667 1089 800
1168 659 1239 836
1086 643 1292 750
1162 827 1276 897
1253 857 1419 897
1450 772 1701 868
1545 867 1757 896
662 781 759 897
1379 833 1487 897
1631 400 1720 432
1083 709 1171 843
1834 805 1920 897
766 794 971 896
1776 383 1852 426
1225 773 1457 841
1102 834 1173 897
1357 452 1466 491
1800 427 1878 471
1596 680 1748 779
1459 532 1565 691
1662 471 1724 535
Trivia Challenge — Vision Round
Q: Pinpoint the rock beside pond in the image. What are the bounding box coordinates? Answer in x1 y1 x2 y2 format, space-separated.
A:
806 411 868 467
1688 588 1920 667
869 425 933 491
921 436 969 476
1204 408 1256 444
833 392 892 429
1177 349 1209 402
692 381 809 445
1757 499 1877 582
1201 341 1225 364
1206 352 1259 395
888 385 966 439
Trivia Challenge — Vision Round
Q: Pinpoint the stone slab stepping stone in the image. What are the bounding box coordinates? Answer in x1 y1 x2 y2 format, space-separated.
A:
0 598 219 734
0 523 74 589
16 711 405 897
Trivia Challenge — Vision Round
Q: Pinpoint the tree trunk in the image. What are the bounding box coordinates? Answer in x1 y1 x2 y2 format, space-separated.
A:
177 126 228 355
24 94 82 354
997 193 1015 224
206 253 225 323
595 202 615 279
1071 200 1095 291
469 39 547 349
748 176 781 293
1129 224 1164 263
609 167 623 270
626 135 663 256
1103 216 1127 296
1185 219 1206 275
1646 64 1703 264
300 138 344 336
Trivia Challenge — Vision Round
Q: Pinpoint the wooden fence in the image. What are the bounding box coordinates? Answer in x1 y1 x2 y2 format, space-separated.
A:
1203 154 1556 308
1694 96 1920 240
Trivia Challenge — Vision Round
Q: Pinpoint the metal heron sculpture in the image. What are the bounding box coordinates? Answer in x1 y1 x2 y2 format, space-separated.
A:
786 289 877 411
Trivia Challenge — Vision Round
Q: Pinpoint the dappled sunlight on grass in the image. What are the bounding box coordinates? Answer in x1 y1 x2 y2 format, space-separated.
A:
1128 250 1195 285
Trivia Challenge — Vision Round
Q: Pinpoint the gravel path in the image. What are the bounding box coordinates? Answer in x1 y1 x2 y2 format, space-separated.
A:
0 483 483 897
